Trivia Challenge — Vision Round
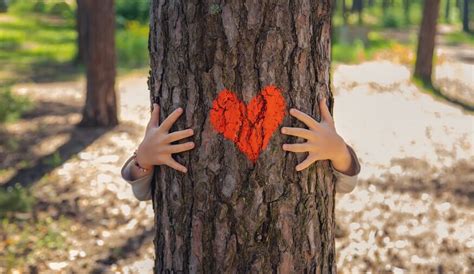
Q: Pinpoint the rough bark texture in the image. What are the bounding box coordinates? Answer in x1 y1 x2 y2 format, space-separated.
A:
414 0 440 84
149 1 336 272
80 0 118 127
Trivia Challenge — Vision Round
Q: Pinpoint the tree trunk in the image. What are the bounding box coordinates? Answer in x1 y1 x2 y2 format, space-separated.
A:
414 0 440 85
403 0 411 24
149 0 336 272
342 0 348 24
445 0 451 23
463 0 470 32
79 0 118 127
75 0 88 64
352 0 364 25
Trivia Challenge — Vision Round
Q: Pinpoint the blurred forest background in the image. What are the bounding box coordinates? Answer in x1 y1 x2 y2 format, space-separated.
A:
0 0 472 273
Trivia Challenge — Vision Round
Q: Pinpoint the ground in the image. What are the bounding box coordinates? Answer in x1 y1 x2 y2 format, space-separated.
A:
1 35 473 274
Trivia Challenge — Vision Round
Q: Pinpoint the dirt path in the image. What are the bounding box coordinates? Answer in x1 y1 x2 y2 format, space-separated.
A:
1 56 473 272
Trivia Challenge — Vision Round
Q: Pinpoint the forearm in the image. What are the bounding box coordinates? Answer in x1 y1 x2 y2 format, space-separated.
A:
331 144 359 176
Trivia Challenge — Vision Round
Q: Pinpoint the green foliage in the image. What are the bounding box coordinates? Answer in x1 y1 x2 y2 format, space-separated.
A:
0 87 33 123
115 0 150 26
332 31 395 64
445 31 474 46
333 39 365 63
8 0 74 19
116 21 149 68
0 184 35 216
382 12 403 28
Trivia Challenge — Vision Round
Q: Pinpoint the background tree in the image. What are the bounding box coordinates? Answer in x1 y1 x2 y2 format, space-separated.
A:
75 0 87 64
352 0 364 25
463 0 470 32
414 0 441 85
149 0 337 272
445 0 451 23
79 0 118 127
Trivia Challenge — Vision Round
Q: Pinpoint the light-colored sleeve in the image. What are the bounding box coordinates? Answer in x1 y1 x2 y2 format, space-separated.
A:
333 145 361 194
121 156 153 201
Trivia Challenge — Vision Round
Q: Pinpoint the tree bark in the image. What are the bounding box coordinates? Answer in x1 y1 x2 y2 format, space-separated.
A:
149 0 336 272
79 0 118 127
463 0 470 32
414 0 440 85
75 0 88 64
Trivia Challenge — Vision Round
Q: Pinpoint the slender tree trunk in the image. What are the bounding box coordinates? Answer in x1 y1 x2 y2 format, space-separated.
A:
403 0 411 24
382 0 390 16
149 0 337 272
445 0 451 22
414 0 441 84
463 0 470 32
79 0 118 127
342 0 348 24
75 0 88 64
352 0 364 25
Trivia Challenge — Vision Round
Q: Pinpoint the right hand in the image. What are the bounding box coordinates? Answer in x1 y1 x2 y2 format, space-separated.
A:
136 103 195 173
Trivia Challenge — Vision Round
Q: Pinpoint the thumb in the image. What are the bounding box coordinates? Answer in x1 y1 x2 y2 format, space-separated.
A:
319 98 333 124
147 103 160 129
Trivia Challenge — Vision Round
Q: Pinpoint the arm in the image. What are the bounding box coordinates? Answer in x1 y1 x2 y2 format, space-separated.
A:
281 98 361 194
121 103 195 201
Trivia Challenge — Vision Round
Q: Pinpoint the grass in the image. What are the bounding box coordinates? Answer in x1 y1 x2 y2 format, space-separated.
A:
445 31 474 46
0 215 71 271
332 31 404 64
0 86 33 123
0 184 35 217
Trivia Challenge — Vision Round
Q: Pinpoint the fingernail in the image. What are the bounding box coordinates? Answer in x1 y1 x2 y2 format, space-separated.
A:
282 144 287 150
178 108 183 112
182 168 188 173
281 128 286 134
189 129 194 134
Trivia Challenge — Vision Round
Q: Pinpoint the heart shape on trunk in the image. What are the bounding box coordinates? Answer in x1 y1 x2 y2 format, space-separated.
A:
210 85 286 162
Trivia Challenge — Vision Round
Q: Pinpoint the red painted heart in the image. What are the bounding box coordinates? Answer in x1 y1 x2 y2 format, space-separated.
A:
210 85 286 162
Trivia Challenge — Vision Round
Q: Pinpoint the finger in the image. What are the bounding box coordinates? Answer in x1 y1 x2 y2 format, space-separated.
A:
165 158 188 173
147 103 160 130
282 143 311 153
165 129 194 143
296 154 320 171
159 107 183 132
319 99 333 124
281 127 315 140
289 108 319 130
164 142 195 154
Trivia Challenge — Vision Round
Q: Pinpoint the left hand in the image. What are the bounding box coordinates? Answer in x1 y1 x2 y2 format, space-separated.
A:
281 98 352 172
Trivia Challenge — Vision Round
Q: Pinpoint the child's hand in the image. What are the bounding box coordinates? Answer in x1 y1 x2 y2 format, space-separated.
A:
136 103 195 173
281 99 354 174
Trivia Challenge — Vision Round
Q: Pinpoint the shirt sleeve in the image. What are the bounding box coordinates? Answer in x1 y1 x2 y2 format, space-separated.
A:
333 145 361 194
121 156 153 201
